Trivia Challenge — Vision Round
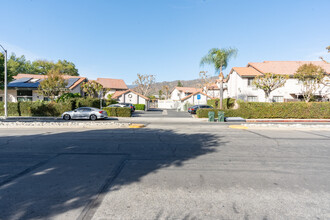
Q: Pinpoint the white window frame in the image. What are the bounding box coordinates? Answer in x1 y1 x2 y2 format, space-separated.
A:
272 96 284 102
247 78 254 87
17 90 33 102
247 96 258 102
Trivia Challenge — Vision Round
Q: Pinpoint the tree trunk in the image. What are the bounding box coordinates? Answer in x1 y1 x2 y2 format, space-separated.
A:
219 67 223 109
265 92 270 102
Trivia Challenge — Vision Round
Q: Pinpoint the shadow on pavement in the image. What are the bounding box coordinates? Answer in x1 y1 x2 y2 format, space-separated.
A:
0 128 225 219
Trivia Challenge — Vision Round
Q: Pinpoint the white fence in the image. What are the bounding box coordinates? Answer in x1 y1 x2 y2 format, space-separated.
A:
158 100 180 109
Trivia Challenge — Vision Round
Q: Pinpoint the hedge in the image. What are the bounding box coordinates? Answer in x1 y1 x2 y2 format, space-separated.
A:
207 98 235 109
197 102 330 119
0 101 72 117
102 107 131 117
134 104 145 111
0 98 118 117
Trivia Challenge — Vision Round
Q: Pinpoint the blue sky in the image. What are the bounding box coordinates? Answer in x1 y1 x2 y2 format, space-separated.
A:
1 0 329 84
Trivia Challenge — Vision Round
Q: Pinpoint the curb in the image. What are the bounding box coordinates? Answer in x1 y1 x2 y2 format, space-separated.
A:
0 117 61 121
246 119 330 123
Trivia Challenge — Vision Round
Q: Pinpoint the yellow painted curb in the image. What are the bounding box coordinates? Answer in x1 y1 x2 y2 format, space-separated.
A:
129 124 145 128
229 125 248 129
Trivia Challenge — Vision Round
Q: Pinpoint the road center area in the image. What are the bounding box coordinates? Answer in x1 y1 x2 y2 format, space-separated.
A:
0 124 329 219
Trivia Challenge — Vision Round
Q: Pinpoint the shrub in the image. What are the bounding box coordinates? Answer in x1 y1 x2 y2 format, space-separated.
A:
207 98 235 109
75 98 100 108
102 107 131 117
197 102 330 119
105 99 118 106
134 104 145 111
197 109 221 118
56 93 81 102
0 101 72 117
0 102 20 116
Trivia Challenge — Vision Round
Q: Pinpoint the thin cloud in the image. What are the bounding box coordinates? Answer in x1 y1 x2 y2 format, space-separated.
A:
306 50 330 60
0 41 41 60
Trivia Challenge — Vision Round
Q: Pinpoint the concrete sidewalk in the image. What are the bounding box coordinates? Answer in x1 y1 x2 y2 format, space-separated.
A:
246 119 330 123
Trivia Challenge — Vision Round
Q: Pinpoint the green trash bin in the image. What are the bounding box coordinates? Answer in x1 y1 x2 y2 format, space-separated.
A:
218 111 225 122
208 111 215 122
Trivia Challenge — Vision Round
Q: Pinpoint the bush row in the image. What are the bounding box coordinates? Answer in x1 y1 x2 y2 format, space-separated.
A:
0 101 72 117
134 104 145 110
197 102 330 119
102 107 131 117
0 98 119 117
207 98 235 109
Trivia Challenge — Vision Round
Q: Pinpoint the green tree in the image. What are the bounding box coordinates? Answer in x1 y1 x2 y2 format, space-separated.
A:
177 80 183 87
81 81 103 98
0 53 14 89
253 73 289 102
158 90 163 100
162 85 169 99
6 53 79 76
200 47 237 109
55 60 79 76
32 60 55 75
7 54 34 75
294 64 326 102
38 69 68 100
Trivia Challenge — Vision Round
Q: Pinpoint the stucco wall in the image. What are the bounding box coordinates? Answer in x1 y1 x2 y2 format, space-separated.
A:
170 89 181 101
117 91 149 109
227 71 330 102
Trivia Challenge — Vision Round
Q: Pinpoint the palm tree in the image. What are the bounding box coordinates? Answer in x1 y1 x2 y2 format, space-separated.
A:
162 85 170 100
200 47 237 109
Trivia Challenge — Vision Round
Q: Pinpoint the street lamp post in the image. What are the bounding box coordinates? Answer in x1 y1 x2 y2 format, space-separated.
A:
0 44 7 118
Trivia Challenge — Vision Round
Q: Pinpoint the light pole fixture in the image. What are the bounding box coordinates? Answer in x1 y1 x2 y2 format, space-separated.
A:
0 44 7 118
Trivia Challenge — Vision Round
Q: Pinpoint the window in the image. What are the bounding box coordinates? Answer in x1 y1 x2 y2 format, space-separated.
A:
17 90 33 102
17 97 33 102
273 96 284 102
17 90 32 96
247 96 258 102
247 78 254 86
0 97 2 101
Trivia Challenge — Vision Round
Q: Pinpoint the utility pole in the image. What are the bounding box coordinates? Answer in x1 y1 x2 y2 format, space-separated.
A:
0 44 7 118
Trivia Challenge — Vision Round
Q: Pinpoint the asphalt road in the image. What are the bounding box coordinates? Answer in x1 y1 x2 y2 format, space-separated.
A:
0 121 329 219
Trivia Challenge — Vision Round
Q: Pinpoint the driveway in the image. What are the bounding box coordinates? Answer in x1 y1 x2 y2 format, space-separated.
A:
132 108 191 118
0 122 329 219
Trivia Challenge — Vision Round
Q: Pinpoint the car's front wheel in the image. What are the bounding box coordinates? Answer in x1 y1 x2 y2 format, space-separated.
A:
90 114 97 121
63 114 71 120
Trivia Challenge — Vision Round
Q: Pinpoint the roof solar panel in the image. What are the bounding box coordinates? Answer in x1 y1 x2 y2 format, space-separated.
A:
9 77 32 84
8 82 40 88
66 78 79 88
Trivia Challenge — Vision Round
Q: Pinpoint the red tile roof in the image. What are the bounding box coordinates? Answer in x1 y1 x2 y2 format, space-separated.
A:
95 78 128 90
207 83 219 90
248 61 330 76
231 67 263 77
181 91 214 101
13 73 86 90
111 89 150 101
175 87 202 94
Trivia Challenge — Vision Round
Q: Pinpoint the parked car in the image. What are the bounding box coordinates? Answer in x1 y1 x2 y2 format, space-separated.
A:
188 105 213 114
107 103 135 112
107 104 126 108
62 107 108 120
119 103 136 112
